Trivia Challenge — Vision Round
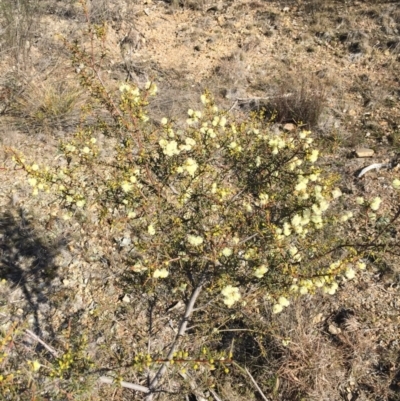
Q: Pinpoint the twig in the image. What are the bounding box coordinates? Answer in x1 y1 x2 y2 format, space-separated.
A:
98 376 150 393
228 100 238 113
232 361 270 401
239 233 258 245
145 284 204 400
209 388 223 401
25 330 59 358
245 366 270 401
357 163 388 178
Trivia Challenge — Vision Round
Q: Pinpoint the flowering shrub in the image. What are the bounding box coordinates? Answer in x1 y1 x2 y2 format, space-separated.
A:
13 82 372 312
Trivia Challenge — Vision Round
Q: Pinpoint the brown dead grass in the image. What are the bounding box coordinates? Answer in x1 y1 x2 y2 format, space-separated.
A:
8 76 85 135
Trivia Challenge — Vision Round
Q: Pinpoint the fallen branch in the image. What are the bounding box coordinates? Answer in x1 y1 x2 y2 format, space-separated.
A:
25 329 59 358
98 376 150 393
357 163 389 178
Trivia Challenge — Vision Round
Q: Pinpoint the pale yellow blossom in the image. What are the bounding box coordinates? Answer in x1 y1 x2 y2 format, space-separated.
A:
119 83 130 92
253 265 268 278
163 140 180 157
324 282 338 295
393 179 400 190
148 224 156 236
28 360 41 372
187 235 203 246
278 296 290 307
356 197 364 205
299 286 308 295
185 137 196 147
272 304 283 314
259 193 269 205
153 268 169 278
344 267 356 280
221 248 233 257
76 199 86 208
283 222 291 236
127 210 137 219
308 149 319 163
183 158 198 177
331 188 342 199
28 178 37 187
121 181 133 193
221 285 241 307
369 197 382 211
295 180 307 192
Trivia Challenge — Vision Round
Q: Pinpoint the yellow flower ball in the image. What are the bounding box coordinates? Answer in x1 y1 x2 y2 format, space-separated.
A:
272 304 283 314
148 225 156 236
393 179 400 190
278 296 290 307
153 268 169 278
253 265 268 278
369 197 382 211
187 235 203 246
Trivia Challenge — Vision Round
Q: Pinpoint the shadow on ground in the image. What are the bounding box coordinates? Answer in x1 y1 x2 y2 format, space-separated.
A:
0 208 67 338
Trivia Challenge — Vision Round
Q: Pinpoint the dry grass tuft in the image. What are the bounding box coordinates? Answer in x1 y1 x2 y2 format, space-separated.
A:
260 75 327 128
9 78 85 135
263 299 345 401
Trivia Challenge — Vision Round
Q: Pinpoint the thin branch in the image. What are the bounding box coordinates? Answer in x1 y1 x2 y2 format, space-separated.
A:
232 361 270 401
227 100 238 113
25 330 59 358
98 376 150 393
239 233 259 245
209 388 224 401
357 163 389 178
145 284 204 400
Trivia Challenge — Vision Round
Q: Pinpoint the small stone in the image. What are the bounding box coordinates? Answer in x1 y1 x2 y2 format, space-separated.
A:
355 148 374 158
328 324 341 335
312 313 324 324
122 294 131 303
283 123 296 132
